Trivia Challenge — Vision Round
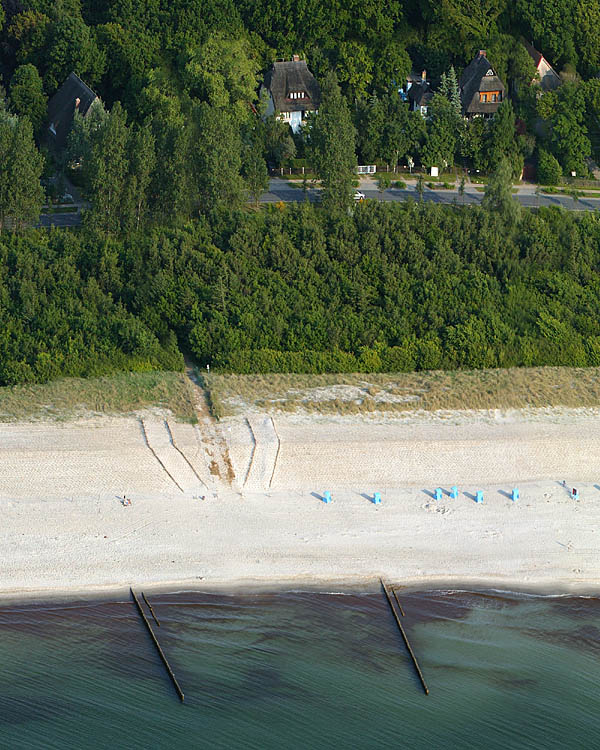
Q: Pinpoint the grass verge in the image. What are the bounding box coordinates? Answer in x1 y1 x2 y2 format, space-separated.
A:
205 366 600 417
0 371 197 423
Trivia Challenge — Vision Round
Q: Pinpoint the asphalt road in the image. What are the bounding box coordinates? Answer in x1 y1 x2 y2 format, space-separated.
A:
38 211 82 228
262 181 600 212
36 182 600 228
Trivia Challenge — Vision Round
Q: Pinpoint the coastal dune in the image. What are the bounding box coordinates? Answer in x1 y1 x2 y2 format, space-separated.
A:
1 408 599 598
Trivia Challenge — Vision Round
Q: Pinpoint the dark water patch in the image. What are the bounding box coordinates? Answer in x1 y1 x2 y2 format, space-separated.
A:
0 696 72 727
546 595 600 622
497 677 538 689
391 589 478 628
525 624 600 655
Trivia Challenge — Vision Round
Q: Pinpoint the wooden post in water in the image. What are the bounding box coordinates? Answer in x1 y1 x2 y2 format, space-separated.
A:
380 579 429 695
142 591 161 627
131 587 184 702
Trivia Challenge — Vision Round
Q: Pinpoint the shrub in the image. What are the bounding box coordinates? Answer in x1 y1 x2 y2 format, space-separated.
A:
538 149 562 186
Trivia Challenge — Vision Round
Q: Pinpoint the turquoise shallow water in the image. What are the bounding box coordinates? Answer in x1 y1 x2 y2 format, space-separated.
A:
0 589 599 749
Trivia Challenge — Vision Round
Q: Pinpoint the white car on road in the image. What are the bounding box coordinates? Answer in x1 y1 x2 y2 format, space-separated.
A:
354 190 365 201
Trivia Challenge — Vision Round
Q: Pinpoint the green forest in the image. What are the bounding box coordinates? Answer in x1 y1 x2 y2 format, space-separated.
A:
1 1 600 385
2 200 600 385
1 0 600 212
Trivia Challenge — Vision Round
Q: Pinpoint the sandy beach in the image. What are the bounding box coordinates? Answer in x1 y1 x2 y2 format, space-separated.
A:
1 407 600 599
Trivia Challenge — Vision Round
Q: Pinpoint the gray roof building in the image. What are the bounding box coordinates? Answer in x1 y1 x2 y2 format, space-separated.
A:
46 72 98 149
459 51 505 117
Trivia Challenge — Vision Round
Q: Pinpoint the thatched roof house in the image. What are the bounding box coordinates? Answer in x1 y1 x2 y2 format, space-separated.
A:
459 51 505 118
261 56 321 133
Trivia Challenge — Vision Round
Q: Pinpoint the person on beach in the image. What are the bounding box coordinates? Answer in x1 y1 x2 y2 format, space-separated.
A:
122 496 131 506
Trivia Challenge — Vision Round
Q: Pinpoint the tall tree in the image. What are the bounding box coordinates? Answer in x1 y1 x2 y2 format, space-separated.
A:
9 64 47 132
65 98 107 170
243 141 269 207
264 115 296 167
460 117 486 169
484 100 522 175
87 101 129 233
308 71 356 212
147 110 192 222
0 114 44 232
380 96 426 170
482 156 520 226
122 123 156 231
439 66 461 118
538 82 591 175
420 94 460 169
192 103 246 211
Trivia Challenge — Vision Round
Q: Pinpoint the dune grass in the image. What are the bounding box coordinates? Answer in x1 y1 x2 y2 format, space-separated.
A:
0 371 198 423
205 367 600 418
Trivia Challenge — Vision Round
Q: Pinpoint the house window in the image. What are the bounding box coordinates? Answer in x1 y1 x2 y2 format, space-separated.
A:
480 93 488 102
491 93 497 102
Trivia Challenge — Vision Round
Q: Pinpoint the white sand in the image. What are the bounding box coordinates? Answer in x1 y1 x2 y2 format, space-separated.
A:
1 409 600 599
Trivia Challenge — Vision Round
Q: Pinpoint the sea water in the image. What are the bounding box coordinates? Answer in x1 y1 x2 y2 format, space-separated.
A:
0 590 599 749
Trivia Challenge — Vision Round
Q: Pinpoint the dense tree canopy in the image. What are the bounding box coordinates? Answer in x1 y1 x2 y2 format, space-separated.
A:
1 0 600 184
1 201 600 384
1 0 600 385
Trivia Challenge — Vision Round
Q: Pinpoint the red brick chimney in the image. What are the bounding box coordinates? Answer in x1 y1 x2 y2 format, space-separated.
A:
421 70 426 81
75 97 81 109
292 54 300 62
479 50 486 57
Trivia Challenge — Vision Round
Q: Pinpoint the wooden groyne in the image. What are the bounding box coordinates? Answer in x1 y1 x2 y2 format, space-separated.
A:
392 588 405 617
131 587 184 702
380 579 429 695
142 591 161 627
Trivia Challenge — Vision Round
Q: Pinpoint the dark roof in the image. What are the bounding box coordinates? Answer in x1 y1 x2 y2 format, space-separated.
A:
46 72 98 148
263 60 320 113
458 51 505 115
408 81 433 107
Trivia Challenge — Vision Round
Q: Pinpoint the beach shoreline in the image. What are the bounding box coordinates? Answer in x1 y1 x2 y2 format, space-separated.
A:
0 577 599 609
